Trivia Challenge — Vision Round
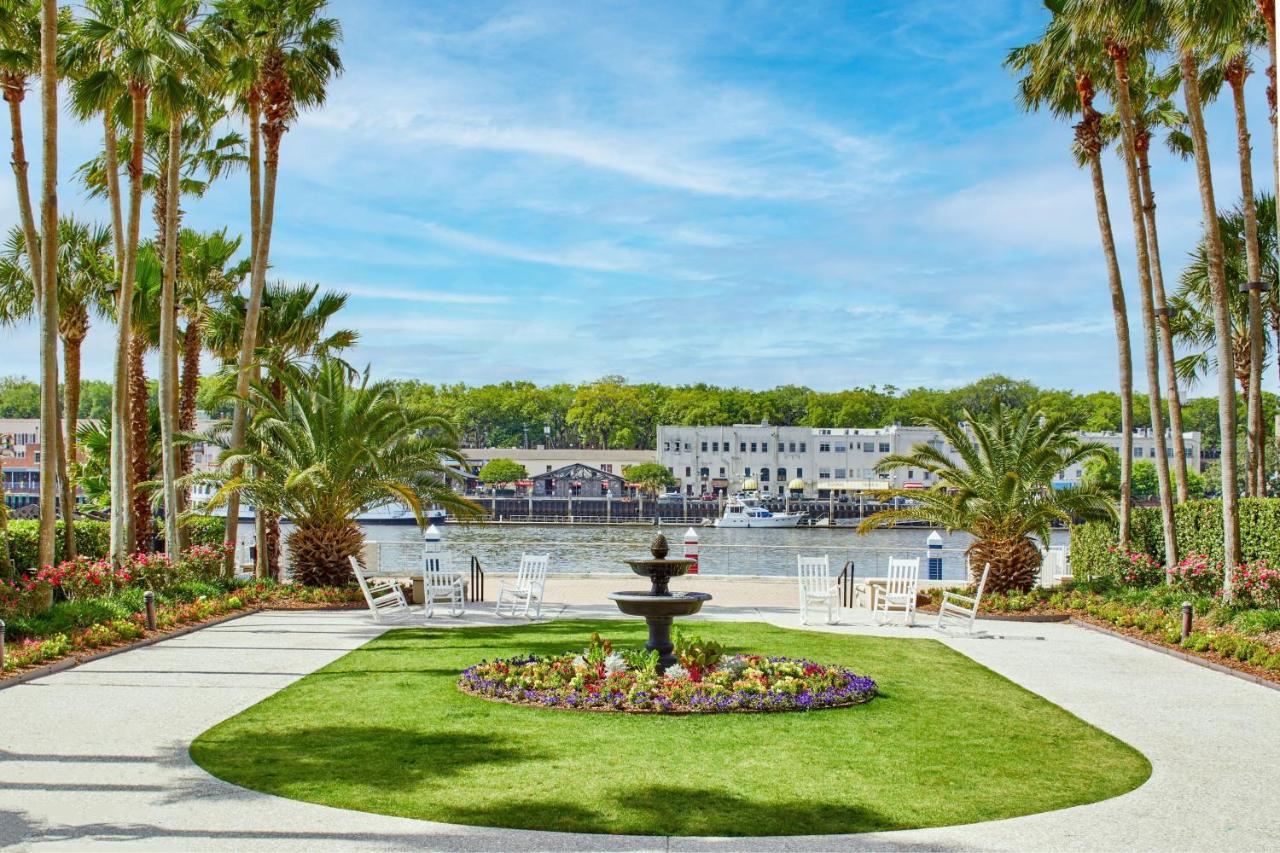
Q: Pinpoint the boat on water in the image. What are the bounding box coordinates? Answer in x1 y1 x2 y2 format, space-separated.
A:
714 493 805 528
207 502 447 525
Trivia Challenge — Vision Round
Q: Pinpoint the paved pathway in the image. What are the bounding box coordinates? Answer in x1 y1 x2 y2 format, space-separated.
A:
2 598 1279 851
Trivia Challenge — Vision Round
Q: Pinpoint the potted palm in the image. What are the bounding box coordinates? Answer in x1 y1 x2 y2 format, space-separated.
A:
857 406 1115 594
192 358 481 586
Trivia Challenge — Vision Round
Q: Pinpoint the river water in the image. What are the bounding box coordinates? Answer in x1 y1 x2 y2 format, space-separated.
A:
246 522 1072 582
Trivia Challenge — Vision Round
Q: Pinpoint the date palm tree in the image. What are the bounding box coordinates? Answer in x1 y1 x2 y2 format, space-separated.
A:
1006 2 1136 546
0 0 43 290
858 406 1115 594
210 0 342 569
191 358 479 586
1063 0 1178 570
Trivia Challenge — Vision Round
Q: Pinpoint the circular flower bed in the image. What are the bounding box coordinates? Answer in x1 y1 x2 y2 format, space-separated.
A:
458 635 876 714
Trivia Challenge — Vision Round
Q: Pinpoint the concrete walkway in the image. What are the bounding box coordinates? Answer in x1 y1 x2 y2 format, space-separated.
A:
2 597 1279 851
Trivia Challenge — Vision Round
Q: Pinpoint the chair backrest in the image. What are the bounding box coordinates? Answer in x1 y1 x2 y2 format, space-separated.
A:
516 553 550 588
424 553 453 585
886 556 920 597
350 556 376 605
971 562 991 610
359 541 381 574
796 555 831 594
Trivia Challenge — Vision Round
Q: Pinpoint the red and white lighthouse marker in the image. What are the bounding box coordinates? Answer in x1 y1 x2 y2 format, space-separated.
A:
684 527 699 574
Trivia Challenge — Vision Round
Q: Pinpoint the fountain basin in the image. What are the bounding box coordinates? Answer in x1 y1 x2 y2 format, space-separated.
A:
608 590 712 618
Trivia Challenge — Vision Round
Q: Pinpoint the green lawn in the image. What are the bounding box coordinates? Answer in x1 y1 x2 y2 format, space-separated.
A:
190 620 1149 837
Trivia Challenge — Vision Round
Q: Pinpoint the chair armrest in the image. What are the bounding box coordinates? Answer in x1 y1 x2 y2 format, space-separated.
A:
941 591 976 607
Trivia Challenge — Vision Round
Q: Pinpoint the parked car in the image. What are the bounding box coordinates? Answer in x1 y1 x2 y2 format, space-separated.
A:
699 493 717 501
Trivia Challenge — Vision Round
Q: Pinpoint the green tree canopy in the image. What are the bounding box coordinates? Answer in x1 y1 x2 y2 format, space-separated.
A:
478 458 527 486
623 462 677 496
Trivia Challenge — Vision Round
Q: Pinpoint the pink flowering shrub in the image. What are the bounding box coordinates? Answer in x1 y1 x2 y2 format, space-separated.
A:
1166 553 1225 597
1231 560 1280 610
1105 546 1163 587
0 574 52 617
177 543 233 582
37 556 133 601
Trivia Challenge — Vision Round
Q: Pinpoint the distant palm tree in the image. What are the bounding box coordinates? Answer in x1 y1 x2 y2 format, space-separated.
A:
858 407 1115 594
192 359 479 586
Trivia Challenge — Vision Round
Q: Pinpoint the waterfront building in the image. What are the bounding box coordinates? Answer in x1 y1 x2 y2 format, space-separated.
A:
529 463 629 497
459 447 654 489
657 423 1202 498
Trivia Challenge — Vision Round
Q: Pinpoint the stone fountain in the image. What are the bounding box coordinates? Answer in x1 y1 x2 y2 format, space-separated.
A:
608 533 712 672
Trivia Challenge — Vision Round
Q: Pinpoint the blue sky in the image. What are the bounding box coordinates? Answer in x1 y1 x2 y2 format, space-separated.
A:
0 0 1275 394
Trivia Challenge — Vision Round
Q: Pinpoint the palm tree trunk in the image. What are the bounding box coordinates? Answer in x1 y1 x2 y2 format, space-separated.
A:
1108 44 1177 569
179 318 201 463
1227 66 1268 499
60 334 83 561
1180 50 1242 589
222 92 264 571
36 0 59 573
0 465 12 579
158 112 181 559
102 111 124 276
3 78 42 299
224 101 277 575
1083 129 1134 545
128 331 150 550
111 87 148 563
1137 146 1190 502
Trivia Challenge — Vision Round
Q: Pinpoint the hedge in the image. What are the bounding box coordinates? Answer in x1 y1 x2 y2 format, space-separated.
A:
2 515 227 575
1069 497 1280 576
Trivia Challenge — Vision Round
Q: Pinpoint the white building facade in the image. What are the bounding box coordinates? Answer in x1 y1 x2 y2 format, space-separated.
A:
657 423 1201 497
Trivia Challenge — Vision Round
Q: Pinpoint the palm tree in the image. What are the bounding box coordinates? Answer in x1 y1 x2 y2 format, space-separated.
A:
34 0 59 572
0 0 43 290
191 359 479 586
1164 0 1244 583
210 0 342 569
1006 3 1136 547
72 0 188 563
1112 60 1194 501
1172 196 1278 417
206 281 357 577
857 407 1116 594
122 243 163 548
1063 0 1178 570
0 218 114 469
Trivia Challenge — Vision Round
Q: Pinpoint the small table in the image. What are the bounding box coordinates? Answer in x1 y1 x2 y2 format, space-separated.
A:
360 566 467 606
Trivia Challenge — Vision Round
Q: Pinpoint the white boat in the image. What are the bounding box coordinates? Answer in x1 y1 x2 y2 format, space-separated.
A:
714 494 804 528
206 501 447 525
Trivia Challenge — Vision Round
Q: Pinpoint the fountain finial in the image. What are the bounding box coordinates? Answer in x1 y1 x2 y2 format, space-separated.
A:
650 533 669 560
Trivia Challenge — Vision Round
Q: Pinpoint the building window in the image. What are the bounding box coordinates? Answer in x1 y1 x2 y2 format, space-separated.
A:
796 467 803 478
761 442 768 452
745 467 752 476
835 468 846 478
788 442 796 452
701 441 708 451
750 442 757 453
819 442 831 453
602 464 612 473
834 443 846 453
684 442 690 451
685 466 691 477
1133 446 1143 458
799 442 806 452
740 441 746 452
907 469 915 479
663 441 670 451
700 467 709 477
719 467 725 476
818 468 831 479
761 469 770 481
879 443 890 453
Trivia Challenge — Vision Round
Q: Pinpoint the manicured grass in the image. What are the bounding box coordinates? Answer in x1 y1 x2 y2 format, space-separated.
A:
190 620 1149 837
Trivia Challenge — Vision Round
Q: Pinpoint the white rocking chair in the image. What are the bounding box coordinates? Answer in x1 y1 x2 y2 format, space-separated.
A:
797 555 839 625
423 553 466 618
495 553 550 618
936 563 991 634
350 556 409 623
874 556 920 625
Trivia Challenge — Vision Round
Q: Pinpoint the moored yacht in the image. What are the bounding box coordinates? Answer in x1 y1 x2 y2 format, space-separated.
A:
714 493 804 528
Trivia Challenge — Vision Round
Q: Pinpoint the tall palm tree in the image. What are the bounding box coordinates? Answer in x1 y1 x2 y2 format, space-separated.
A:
122 242 163 547
1110 61 1194 501
72 0 188 562
0 0 43 293
35 0 59 572
210 0 342 570
1064 0 1178 570
857 406 1115 594
1164 0 1244 585
191 359 479 586
206 281 357 577
1007 3 1136 547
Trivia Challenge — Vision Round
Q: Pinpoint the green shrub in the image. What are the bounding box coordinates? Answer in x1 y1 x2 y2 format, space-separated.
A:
4 520 111 574
1068 522 1115 578
183 515 228 548
6 597 133 640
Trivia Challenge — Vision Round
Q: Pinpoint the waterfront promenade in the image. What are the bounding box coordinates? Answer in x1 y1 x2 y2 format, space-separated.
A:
2 590 1278 851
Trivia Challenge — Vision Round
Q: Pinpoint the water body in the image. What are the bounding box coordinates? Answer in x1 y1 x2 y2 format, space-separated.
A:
248 522 1072 582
